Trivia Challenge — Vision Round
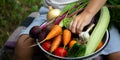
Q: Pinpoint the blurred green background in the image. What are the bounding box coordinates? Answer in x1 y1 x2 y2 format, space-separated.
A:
0 0 43 46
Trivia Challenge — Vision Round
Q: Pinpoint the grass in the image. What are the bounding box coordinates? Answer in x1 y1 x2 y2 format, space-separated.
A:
0 0 43 59
0 0 43 47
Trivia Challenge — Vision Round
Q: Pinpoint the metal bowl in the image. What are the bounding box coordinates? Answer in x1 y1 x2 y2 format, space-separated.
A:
37 30 110 60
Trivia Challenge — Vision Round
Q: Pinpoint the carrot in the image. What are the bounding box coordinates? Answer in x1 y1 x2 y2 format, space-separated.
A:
63 29 72 48
40 25 62 43
69 39 77 48
50 34 62 53
96 41 103 50
30 25 62 47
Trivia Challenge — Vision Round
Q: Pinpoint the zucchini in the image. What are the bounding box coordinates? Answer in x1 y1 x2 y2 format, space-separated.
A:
85 6 110 55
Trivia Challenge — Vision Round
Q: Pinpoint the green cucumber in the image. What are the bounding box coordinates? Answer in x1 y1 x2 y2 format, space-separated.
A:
67 43 86 57
67 43 80 57
76 45 86 57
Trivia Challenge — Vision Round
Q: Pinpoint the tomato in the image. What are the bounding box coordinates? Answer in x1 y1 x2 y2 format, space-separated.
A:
54 47 67 57
41 41 51 52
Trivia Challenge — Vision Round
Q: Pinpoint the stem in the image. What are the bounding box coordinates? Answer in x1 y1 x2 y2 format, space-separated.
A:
40 18 55 30
29 43 38 47
106 5 120 9
86 24 95 33
62 45 66 56
63 45 66 49
47 18 56 25
67 8 83 18
48 6 53 11
29 39 46 48
54 12 67 25
39 39 46 44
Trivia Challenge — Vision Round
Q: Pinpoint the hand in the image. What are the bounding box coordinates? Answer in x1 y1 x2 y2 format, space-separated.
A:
69 11 94 34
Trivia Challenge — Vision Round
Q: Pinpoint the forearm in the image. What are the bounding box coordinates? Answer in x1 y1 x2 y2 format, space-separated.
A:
83 0 107 16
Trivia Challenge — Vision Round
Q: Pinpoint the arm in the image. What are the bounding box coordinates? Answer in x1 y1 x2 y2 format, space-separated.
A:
69 0 107 33
84 0 107 17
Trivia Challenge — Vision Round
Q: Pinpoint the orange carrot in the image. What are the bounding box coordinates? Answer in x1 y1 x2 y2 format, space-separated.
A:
40 25 62 43
50 34 62 53
30 25 62 47
69 39 77 48
63 29 72 47
96 41 103 50
46 25 62 40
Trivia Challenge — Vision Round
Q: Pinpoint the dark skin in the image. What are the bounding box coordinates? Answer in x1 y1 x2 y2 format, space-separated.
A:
13 35 34 60
108 52 120 60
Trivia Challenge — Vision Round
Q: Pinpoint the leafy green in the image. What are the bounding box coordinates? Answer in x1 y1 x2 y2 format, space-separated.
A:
60 2 76 15
59 17 73 28
60 0 88 15
68 2 88 15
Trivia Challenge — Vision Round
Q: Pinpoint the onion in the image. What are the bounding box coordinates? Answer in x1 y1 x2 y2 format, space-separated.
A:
47 6 61 21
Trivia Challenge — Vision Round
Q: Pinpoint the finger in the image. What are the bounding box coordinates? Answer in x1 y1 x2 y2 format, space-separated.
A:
69 20 73 30
76 20 82 34
71 18 77 33
78 23 85 34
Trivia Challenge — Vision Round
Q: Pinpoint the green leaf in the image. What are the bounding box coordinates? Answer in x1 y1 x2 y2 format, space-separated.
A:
60 2 77 15
63 18 72 28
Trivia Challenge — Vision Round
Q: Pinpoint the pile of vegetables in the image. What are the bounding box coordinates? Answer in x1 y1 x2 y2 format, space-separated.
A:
28 0 110 58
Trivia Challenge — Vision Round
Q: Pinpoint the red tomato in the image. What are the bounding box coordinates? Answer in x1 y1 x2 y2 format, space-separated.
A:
54 47 67 57
41 41 51 52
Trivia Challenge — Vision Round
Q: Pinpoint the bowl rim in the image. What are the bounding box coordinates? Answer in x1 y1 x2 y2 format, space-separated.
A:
37 30 110 60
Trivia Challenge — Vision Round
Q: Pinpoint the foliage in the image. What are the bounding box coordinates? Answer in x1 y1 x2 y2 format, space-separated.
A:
0 0 43 59
106 0 120 33
0 0 43 46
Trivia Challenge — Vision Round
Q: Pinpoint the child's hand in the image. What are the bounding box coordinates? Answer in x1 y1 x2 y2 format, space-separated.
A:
69 11 94 34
